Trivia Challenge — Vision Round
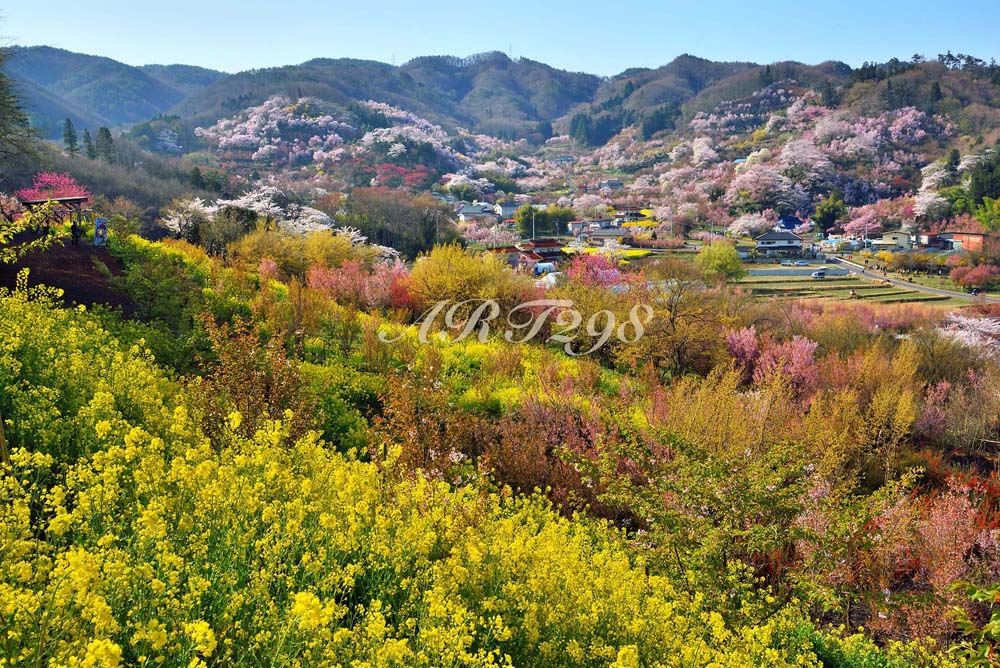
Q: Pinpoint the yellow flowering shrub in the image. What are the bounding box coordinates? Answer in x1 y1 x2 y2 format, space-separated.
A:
0 284 184 463
0 277 963 668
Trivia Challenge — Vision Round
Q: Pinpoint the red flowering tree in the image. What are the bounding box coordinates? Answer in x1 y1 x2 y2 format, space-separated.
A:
950 264 1000 289
15 172 90 202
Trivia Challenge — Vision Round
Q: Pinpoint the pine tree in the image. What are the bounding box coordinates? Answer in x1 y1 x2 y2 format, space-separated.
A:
95 127 115 163
63 118 79 155
0 48 33 162
190 166 205 190
759 64 773 87
821 81 838 108
930 81 943 103
83 129 97 159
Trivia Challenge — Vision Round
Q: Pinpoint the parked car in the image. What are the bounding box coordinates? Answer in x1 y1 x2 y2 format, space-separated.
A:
780 260 794 266
811 270 826 279
794 260 810 266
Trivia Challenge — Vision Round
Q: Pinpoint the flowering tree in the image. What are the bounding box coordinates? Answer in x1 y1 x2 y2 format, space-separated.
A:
726 326 759 380
778 138 833 189
724 165 809 215
160 197 215 240
0 193 24 223
15 172 90 202
461 221 520 247
691 137 719 167
914 191 951 222
565 253 623 288
940 314 1000 357
727 212 774 238
842 197 914 237
949 265 1000 290
572 194 610 220
753 335 820 398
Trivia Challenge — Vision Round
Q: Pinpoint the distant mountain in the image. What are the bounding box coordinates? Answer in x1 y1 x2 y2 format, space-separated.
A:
8 45 1000 154
172 51 602 138
4 46 224 137
140 64 227 97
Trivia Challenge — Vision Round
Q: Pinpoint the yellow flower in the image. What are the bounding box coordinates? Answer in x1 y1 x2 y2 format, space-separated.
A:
184 620 217 657
146 619 169 650
81 638 123 668
291 591 329 631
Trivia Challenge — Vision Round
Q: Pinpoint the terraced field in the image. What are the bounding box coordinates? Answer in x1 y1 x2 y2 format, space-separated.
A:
735 274 971 305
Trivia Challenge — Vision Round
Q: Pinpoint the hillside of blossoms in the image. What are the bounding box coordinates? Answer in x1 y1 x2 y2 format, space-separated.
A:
6 45 1000 667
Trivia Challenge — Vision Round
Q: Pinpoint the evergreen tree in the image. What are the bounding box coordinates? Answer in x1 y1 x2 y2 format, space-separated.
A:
95 127 115 163
947 148 961 174
930 81 943 103
759 64 773 87
0 48 33 162
83 129 97 159
884 79 897 109
190 167 206 190
63 118 79 155
570 113 591 145
813 191 847 232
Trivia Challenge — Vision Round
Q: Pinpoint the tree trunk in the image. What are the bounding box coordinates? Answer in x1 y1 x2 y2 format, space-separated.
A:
0 411 9 467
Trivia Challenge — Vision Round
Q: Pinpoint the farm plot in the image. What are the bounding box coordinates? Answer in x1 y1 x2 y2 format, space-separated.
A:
735 274 966 305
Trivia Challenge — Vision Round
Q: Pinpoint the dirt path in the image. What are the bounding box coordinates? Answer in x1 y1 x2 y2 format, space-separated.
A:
0 234 135 314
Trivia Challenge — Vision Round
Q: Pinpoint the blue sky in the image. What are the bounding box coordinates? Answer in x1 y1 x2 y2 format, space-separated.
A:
4 0 1000 75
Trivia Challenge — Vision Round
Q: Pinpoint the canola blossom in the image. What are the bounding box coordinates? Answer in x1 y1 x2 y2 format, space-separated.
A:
0 278 958 668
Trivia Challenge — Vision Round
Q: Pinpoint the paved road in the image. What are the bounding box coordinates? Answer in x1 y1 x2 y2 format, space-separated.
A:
829 257 1000 304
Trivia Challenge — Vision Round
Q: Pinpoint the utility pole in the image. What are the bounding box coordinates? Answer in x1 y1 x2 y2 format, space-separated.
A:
532 208 536 240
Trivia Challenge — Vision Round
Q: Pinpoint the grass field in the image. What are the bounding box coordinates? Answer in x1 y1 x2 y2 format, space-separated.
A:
735 273 972 306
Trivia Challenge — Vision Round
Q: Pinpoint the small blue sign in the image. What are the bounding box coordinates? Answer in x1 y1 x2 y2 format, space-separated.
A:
94 217 108 247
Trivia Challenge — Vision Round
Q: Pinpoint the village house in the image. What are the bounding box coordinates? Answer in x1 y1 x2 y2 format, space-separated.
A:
583 227 631 245
484 239 564 269
940 231 1000 256
456 202 498 223
754 230 803 257
914 233 946 249
776 214 806 231
517 238 564 261
493 201 520 221
431 192 456 205
870 232 912 251
614 205 645 222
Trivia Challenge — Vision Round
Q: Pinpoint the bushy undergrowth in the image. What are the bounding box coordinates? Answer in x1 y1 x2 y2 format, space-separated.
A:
4 231 1000 665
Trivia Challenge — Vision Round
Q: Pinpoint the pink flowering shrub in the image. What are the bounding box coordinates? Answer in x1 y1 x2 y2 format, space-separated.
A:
258 258 279 280
950 264 1000 289
306 259 412 311
753 335 820 398
726 326 759 381
565 253 623 288
727 211 775 238
842 197 914 237
462 221 520 246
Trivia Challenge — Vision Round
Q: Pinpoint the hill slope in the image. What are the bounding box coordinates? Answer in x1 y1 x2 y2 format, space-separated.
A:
5 46 224 137
171 51 602 138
